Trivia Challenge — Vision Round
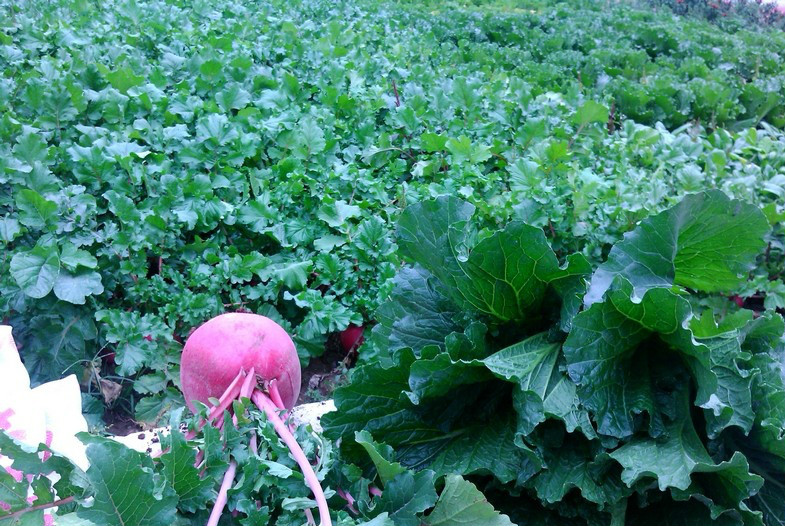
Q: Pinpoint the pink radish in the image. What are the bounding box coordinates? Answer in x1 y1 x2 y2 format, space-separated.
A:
179 313 331 526
181 313 301 410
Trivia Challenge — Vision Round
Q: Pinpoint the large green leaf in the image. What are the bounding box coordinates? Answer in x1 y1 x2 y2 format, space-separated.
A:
564 284 715 439
75 435 178 526
52 270 104 305
371 265 463 359
10 245 60 299
397 196 563 322
585 191 769 305
158 409 214 513
610 387 763 522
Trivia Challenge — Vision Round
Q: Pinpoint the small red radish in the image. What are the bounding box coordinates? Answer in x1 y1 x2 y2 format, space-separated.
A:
339 324 364 352
181 313 301 411
179 313 330 526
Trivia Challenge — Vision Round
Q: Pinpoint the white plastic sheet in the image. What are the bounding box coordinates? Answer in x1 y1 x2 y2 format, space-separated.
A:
0 325 89 470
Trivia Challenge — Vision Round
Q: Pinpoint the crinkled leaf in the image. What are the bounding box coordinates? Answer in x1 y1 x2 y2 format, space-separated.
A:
564 284 715 439
586 191 769 305
372 265 462 359
397 196 563 322
377 470 437 526
426 474 514 526
75 434 177 526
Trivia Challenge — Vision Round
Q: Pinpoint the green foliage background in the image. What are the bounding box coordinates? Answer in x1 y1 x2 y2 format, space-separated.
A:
1 0 785 426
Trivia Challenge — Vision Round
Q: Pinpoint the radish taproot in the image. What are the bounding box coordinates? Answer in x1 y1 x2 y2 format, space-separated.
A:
179 313 331 526
339 324 365 352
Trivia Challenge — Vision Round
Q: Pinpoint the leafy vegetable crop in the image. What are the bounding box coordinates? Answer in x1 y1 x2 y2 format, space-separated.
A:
1 404 517 526
2 0 785 426
323 191 785 526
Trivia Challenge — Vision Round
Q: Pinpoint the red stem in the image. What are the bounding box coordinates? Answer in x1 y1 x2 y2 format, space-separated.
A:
206 460 237 526
251 390 332 526
239 368 257 400
268 380 294 431
337 489 358 514
0 497 74 522
268 380 286 411
392 79 400 107
186 369 247 440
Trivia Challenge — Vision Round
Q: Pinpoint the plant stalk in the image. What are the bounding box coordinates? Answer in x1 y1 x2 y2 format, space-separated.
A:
251 390 332 526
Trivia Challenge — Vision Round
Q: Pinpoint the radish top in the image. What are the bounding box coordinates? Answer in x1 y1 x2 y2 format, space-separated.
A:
180 313 301 411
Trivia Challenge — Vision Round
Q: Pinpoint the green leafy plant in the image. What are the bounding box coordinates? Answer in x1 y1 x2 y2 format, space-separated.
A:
3 0 785 426
324 192 785 525
1 405 515 526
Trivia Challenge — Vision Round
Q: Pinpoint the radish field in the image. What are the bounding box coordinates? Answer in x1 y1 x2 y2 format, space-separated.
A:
1 0 785 524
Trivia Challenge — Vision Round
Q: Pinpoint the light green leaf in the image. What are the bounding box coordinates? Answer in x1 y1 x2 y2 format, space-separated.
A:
15 189 57 230
75 434 178 526
586 191 769 305
317 199 361 228
53 270 104 305
573 100 609 126
0 217 22 243
59 243 98 271
426 474 514 526
420 132 448 152
10 245 60 298
295 118 326 156
269 260 312 290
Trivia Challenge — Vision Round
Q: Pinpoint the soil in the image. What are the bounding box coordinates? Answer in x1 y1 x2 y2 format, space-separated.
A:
297 332 356 405
104 407 143 436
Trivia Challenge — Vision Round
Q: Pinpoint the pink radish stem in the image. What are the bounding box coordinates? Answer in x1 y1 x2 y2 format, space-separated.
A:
192 369 248 467
206 368 260 526
251 390 332 526
206 460 237 526
240 370 259 454
0 496 74 522
337 489 358 514
239 368 257 400
268 380 287 411
186 368 246 440
268 380 295 431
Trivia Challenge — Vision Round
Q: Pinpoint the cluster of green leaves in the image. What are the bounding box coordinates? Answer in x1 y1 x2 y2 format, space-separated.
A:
1 404 515 526
2 0 785 425
323 192 785 526
421 0 785 129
